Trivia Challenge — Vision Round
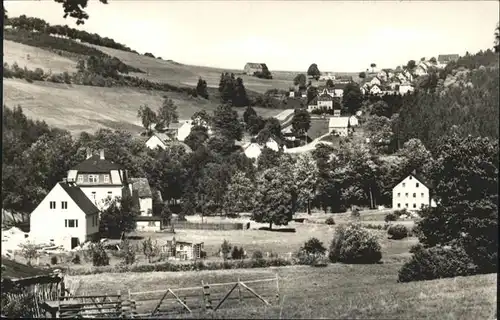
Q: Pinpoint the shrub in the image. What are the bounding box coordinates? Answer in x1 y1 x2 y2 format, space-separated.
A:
220 240 232 260
393 209 407 217
231 246 244 260
142 238 160 263
20 242 39 266
251 250 263 260
121 239 136 265
200 250 207 259
91 243 109 266
71 254 81 264
301 238 327 256
363 223 384 230
350 208 361 219
384 212 399 223
50 256 58 265
328 223 382 264
387 224 409 240
325 217 335 225
398 245 477 282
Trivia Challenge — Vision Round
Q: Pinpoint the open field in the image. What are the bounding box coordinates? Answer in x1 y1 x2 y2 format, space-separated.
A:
3 40 77 74
66 263 497 319
3 78 282 135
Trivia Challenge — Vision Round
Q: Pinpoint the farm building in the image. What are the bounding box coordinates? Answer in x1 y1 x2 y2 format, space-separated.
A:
349 115 359 127
135 216 163 232
129 178 153 216
145 133 171 150
437 54 459 65
392 170 437 211
328 117 350 137
30 181 100 251
66 149 128 209
244 62 269 75
161 237 204 260
242 138 280 159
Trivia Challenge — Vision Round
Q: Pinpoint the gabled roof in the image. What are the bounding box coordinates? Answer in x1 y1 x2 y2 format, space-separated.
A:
72 154 122 173
328 117 350 128
245 62 266 69
437 54 459 63
59 182 99 216
318 93 334 101
308 119 329 140
129 178 152 198
394 169 434 190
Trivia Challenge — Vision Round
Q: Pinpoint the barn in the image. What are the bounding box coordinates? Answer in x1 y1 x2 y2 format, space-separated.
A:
244 62 268 75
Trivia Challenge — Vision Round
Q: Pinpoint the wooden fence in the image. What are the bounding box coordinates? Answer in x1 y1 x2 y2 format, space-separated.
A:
170 221 243 231
127 275 280 318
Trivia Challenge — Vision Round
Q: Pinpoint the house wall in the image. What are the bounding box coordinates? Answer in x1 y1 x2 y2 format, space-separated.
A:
244 144 262 159
328 126 348 136
370 86 382 95
139 198 153 216
146 136 166 150
392 175 432 211
265 139 280 152
30 184 89 251
175 243 194 260
318 100 333 109
79 186 124 209
399 85 414 95
136 220 161 232
349 116 359 126
308 104 318 112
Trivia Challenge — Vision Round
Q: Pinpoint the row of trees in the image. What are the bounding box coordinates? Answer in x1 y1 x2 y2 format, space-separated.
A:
5 13 134 51
218 73 250 107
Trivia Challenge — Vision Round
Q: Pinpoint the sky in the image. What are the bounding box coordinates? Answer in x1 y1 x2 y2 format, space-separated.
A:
5 1 500 72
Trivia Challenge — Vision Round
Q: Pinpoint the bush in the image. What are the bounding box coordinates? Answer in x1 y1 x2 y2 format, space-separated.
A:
121 239 136 265
231 246 244 260
50 256 58 265
384 212 399 222
71 254 81 264
325 217 335 225
200 250 207 259
251 250 263 260
328 223 382 264
398 245 477 282
387 224 409 240
220 240 232 260
142 238 160 263
363 223 384 230
350 208 361 219
301 238 327 256
91 243 109 267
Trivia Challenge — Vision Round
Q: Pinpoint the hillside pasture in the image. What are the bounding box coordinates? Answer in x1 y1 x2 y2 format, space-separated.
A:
3 78 282 135
66 263 497 319
3 40 77 74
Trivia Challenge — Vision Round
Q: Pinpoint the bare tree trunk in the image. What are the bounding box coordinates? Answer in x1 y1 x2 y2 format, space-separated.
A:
369 187 374 209
307 199 311 215
269 222 272 230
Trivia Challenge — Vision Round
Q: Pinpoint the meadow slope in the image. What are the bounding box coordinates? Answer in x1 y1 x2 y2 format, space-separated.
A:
2 78 282 135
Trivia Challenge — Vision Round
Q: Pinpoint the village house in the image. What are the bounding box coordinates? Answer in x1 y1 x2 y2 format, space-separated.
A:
144 132 171 150
67 150 128 209
348 115 359 127
437 54 459 65
30 181 100 251
392 170 437 211
414 61 431 77
399 84 415 95
369 84 383 95
370 76 382 86
129 178 153 216
243 137 280 159
161 237 204 260
319 72 335 81
244 62 269 76
328 117 351 137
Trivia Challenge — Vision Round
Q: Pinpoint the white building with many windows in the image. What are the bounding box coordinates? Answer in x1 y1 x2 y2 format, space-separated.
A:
392 171 437 211
30 181 100 250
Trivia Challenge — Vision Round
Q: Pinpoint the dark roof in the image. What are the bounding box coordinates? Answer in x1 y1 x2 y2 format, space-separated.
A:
1 258 53 279
438 54 459 63
245 62 265 69
72 154 122 173
283 97 306 109
129 178 152 198
318 93 334 101
135 215 163 222
59 182 99 216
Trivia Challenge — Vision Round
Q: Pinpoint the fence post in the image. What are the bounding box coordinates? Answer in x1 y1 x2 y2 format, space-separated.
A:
238 278 242 302
202 280 212 311
116 291 122 317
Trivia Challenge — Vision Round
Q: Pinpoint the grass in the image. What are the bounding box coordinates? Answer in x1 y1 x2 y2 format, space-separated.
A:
2 78 282 135
66 263 497 319
1 258 54 279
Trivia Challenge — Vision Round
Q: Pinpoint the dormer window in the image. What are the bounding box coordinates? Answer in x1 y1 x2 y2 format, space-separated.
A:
88 175 99 183
78 175 83 183
104 175 110 183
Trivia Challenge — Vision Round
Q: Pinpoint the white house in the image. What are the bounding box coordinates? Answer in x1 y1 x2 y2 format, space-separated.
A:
392 171 437 211
177 120 193 142
243 138 279 159
129 178 153 216
370 77 382 86
414 61 430 77
145 133 171 150
30 181 100 251
67 149 127 209
348 115 359 127
161 237 204 260
399 85 414 95
370 84 382 95
328 117 350 136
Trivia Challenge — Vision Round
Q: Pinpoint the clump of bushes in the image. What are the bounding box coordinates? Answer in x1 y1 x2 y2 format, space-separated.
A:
387 224 409 240
91 243 109 267
231 246 245 260
350 208 361 219
398 245 477 282
328 223 382 264
325 217 335 225
295 237 328 266
384 212 399 223
363 223 384 230
252 250 264 260
121 239 136 265
142 238 160 263
71 254 81 264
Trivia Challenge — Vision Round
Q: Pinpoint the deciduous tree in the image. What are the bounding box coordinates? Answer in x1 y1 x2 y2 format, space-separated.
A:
293 153 319 215
156 96 179 130
212 104 243 141
223 171 256 216
307 63 320 79
99 195 139 239
137 105 157 134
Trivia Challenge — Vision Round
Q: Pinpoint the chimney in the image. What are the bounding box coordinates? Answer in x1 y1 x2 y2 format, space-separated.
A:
86 148 92 159
99 149 105 160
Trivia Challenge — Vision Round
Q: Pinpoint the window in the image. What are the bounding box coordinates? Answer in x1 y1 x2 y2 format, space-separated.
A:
92 192 96 199
104 175 110 183
405 193 408 197
421 203 425 208
50 201 56 209
61 201 68 209
148 221 156 227
405 203 408 208
65 219 78 228
78 175 83 183
409 176 412 180
88 175 99 183
397 203 401 208
179 244 184 250
413 193 416 198
397 193 401 197
413 203 416 208
421 193 424 198
402 183 406 187
416 183 419 188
